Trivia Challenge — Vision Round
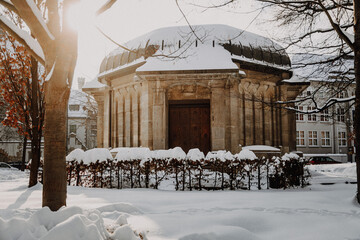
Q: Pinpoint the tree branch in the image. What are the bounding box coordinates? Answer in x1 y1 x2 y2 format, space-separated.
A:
95 25 136 53
10 0 54 56
316 0 354 51
0 0 19 15
0 15 45 64
96 0 117 16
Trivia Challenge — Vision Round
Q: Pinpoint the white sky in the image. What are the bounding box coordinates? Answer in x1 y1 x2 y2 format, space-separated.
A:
72 0 267 89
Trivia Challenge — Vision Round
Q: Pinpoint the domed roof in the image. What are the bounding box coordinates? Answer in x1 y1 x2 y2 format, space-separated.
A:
99 24 291 74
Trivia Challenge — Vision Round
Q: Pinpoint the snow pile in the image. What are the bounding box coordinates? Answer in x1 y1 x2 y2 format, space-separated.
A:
0 206 108 240
114 147 151 162
307 163 356 179
169 147 187 160
187 148 205 161
150 147 187 161
66 148 85 162
205 150 234 161
0 169 27 181
281 152 299 161
236 149 257 160
150 149 171 160
0 203 144 240
83 148 113 164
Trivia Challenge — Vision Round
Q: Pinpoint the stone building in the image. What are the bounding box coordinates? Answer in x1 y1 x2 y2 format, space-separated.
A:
292 55 355 161
67 79 97 153
84 24 306 154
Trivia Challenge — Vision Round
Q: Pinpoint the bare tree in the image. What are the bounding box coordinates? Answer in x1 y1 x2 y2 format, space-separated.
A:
190 0 360 202
0 0 116 211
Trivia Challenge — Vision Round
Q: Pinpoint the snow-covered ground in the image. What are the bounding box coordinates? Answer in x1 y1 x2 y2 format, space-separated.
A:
0 163 359 240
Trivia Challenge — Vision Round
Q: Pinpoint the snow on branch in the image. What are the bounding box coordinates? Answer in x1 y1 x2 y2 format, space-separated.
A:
0 15 45 64
282 95 355 114
10 0 54 53
24 0 54 40
0 0 19 15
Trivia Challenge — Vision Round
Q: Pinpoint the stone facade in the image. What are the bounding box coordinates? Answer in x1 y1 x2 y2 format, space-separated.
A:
84 25 306 154
86 69 304 154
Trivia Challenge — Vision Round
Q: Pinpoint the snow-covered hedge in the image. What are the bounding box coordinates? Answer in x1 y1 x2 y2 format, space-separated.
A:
66 148 308 190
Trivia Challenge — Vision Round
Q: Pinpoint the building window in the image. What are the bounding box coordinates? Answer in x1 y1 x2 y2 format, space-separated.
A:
337 91 347 98
337 108 345 122
70 124 77 134
308 131 318 146
69 104 80 111
320 109 330 122
338 131 347 146
296 131 305 146
296 106 304 121
307 106 317 122
321 131 331 147
91 124 97 136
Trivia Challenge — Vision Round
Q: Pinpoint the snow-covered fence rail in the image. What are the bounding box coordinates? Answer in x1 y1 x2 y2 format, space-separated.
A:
66 148 309 190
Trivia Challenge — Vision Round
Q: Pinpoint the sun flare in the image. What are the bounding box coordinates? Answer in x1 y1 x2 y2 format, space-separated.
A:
65 1 97 31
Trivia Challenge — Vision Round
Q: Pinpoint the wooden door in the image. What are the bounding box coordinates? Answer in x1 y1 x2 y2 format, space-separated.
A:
168 102 210 154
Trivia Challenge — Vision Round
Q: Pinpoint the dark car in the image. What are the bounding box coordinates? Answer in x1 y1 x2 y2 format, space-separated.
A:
308 156 342 164
8 161 24 170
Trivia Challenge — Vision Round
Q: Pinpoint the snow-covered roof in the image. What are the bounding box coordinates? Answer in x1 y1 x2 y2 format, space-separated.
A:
82 78 107 90
243 145 280 152
99 24 290 76
112 24 284 56
136 44 238 72
68 90 96 118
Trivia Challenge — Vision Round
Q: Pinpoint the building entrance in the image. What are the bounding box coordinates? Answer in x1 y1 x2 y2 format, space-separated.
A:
168 100 211 154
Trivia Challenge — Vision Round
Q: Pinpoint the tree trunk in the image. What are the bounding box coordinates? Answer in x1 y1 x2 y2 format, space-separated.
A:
354 0 360 204
42 88 69 210
21 135 27 171
29 56 40 188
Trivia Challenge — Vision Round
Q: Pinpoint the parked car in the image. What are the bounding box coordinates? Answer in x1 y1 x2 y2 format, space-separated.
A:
308 156 342 165
0 162 18 170
8 161 24 170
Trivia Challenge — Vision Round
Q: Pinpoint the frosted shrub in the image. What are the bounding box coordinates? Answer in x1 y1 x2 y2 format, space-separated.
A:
66 148 309 190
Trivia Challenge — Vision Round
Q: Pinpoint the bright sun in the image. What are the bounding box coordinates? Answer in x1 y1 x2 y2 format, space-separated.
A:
66 1 97 31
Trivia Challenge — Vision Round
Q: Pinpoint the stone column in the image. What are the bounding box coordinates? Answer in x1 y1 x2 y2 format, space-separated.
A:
102 90 110 148
131 86 139 147
124 90 131 147
93 94 104 148
152 82 166 149
211 86 227 150
140 81 153 148
230 83 241 153
117 90 125 147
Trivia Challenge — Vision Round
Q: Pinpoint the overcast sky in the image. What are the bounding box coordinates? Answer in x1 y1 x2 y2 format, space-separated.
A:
71 0 267 88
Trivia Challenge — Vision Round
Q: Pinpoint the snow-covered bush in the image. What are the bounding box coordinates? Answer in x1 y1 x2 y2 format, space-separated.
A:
66 148 308 190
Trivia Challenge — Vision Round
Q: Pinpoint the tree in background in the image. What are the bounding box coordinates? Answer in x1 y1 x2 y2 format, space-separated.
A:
0 33 44 187
258 0 360 204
